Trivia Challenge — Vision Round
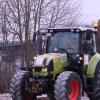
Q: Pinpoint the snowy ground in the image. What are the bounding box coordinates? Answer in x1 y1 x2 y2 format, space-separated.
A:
0 93 89 100
0 94 12 100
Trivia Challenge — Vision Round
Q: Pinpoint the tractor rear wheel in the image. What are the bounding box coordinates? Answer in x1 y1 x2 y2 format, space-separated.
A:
10 70 35 100
93 61 100 100
54 71 82 100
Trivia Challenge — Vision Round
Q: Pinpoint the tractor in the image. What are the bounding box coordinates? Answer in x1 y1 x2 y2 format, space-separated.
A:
10 27 100 100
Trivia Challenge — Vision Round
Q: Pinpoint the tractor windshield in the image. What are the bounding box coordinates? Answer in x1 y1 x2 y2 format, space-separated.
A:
48 32 79 53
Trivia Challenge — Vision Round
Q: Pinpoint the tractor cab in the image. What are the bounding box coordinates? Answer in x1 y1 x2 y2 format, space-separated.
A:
46 28 96 53
44 27 97 66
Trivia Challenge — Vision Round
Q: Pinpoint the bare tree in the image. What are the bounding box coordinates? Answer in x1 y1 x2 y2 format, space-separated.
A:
0 0 81 67
0 0 16 93
40 0 81 28
5 0 34 67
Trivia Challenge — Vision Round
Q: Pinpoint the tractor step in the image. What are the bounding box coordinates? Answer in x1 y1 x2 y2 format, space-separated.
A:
37 94 48 100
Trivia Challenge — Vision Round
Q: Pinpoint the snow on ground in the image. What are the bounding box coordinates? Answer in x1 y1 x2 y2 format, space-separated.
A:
0 93 89 100
0 94 12 100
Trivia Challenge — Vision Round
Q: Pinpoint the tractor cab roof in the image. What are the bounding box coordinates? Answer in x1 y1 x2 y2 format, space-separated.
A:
47 27 96 33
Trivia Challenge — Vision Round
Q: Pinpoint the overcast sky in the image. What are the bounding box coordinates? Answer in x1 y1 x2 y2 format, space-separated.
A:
82 0 100 24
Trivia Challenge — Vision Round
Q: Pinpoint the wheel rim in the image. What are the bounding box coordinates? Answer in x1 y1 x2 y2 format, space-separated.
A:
68 80 79 100
23 91 33 100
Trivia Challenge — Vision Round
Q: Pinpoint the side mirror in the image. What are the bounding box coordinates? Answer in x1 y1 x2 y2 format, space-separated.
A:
33 29 47 42
37 35 43 54
86 30 92 40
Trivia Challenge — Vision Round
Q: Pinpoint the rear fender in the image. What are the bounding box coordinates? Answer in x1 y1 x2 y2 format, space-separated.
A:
86 53 100 78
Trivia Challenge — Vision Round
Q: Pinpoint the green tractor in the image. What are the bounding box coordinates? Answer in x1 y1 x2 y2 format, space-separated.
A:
10 27 100 100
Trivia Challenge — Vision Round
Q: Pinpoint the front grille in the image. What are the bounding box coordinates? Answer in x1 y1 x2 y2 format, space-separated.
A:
34 67 42 72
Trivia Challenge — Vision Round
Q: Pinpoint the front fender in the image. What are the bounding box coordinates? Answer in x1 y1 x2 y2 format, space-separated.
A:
86 53 100 78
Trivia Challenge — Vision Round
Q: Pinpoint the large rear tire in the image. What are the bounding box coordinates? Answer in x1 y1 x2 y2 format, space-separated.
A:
92 61 100 100
54 71 82 100
10 70 35 100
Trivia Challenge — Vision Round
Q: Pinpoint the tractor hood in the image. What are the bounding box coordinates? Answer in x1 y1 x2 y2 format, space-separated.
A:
34 53 68 67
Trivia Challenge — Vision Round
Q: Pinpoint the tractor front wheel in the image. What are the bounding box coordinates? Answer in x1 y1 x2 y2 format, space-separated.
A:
10 70 36 100
54 71 82 100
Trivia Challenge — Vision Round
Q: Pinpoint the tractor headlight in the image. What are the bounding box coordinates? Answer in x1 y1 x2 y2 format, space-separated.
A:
42 68 47 72
34 56 37 60
33 56 37 64
79 57 83 61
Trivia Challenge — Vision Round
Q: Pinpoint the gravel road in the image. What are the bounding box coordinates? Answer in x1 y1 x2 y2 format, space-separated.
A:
0 94 89 100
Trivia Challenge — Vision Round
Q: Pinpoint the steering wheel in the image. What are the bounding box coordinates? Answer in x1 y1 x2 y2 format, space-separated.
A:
57 48 69 55
55 48 71 58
